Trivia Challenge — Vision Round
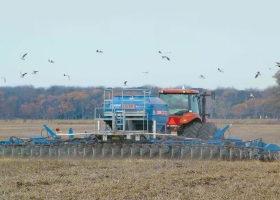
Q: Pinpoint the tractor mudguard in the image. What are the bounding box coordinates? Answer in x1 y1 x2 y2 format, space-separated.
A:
179 112 202 125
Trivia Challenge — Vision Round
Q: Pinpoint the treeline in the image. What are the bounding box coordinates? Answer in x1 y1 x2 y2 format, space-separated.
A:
1 72 280 120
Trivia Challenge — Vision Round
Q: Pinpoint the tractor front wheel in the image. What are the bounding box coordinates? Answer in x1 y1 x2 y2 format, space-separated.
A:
197 122 217 140
181 122 202 138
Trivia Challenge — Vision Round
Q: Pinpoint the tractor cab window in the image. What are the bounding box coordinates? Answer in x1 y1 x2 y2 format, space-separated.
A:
160 94 188 115
190 95 200 114
159 94 199 115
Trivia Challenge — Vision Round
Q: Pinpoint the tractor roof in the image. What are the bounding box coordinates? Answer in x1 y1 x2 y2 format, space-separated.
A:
158 89 199 94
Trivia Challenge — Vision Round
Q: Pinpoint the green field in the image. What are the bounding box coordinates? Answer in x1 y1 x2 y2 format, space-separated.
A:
0 119 280 199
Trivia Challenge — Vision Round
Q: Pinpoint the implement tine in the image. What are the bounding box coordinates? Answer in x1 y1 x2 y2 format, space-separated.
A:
131 143 140 157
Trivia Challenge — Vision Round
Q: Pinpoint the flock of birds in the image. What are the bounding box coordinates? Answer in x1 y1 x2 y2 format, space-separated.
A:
157 51 269 80
111 51 171 86
199 67 262 80
1 50 150 85
149 51 276 93
1 52 102 83
1 51 280 86
3 53 56 81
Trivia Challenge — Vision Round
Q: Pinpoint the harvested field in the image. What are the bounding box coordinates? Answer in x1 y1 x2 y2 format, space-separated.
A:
1 159 280 199
0 120 100 139
0 119 280 199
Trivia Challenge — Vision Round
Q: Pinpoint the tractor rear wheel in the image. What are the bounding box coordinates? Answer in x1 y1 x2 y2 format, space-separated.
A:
181 122 202 138
197 122 217 140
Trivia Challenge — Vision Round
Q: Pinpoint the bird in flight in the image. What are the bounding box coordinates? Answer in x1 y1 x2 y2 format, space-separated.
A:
269 68 272 70
64 74 70 80
96 50 103 53
218 68 224 72
20 53 27 60
250 93 255 98
123 81 127 86
142 71 149 74
255 71 261 78
48 59 54 63
199 75 205 79
1 77 6 83
20 72 27 78
159 51 171 54
275 62 280 67
32 70 38 74
162 56 170 61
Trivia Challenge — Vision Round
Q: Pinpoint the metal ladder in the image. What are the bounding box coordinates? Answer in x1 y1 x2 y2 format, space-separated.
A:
100 88 151 133
115 110 126 131
120 88 150 132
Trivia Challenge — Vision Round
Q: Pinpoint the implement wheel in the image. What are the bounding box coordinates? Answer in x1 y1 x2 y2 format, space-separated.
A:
181 122 202 138
197 122 217 140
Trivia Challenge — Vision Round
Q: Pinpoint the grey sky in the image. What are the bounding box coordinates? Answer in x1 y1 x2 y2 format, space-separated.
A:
1 0 280 89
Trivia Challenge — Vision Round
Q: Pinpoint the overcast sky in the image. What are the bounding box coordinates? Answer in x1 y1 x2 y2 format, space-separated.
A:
1 0 280 90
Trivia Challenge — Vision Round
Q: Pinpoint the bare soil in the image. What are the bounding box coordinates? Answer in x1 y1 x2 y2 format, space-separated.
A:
1 159 280 199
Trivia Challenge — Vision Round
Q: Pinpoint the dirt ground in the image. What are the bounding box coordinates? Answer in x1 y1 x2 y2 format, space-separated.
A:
1 119 280 199
1 159 280 199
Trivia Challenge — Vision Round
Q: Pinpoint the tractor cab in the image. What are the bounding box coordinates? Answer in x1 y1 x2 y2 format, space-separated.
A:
158 88 216 138
158 89 200 116
158 89 202 130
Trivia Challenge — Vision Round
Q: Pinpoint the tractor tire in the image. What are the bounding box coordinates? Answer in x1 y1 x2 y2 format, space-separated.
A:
181 122 202 138
197 122 217 140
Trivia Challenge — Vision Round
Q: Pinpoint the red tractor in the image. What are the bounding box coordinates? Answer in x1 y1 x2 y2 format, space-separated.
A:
158 88 217 139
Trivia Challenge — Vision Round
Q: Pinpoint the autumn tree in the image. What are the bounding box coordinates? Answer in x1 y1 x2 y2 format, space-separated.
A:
230 103 247 118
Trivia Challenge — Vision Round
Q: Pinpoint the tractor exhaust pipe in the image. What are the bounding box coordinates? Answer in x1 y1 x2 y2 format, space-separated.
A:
200 91 215 123
201 94 206 123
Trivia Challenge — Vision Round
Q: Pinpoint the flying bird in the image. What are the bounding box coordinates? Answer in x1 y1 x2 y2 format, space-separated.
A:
142 71 149 74
20 72 27 78
96 50 103 53
32 70 38 74
255 71 261 78
48 59 54 63
199 75 205 79
275 62 280 67
162 56 170 61
123 81 127 86
20 53 27 60
158 51 162 54
1 77 6 83
250 93 255 98
218 68 224 72
64 74 70 80
269 68 272 70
